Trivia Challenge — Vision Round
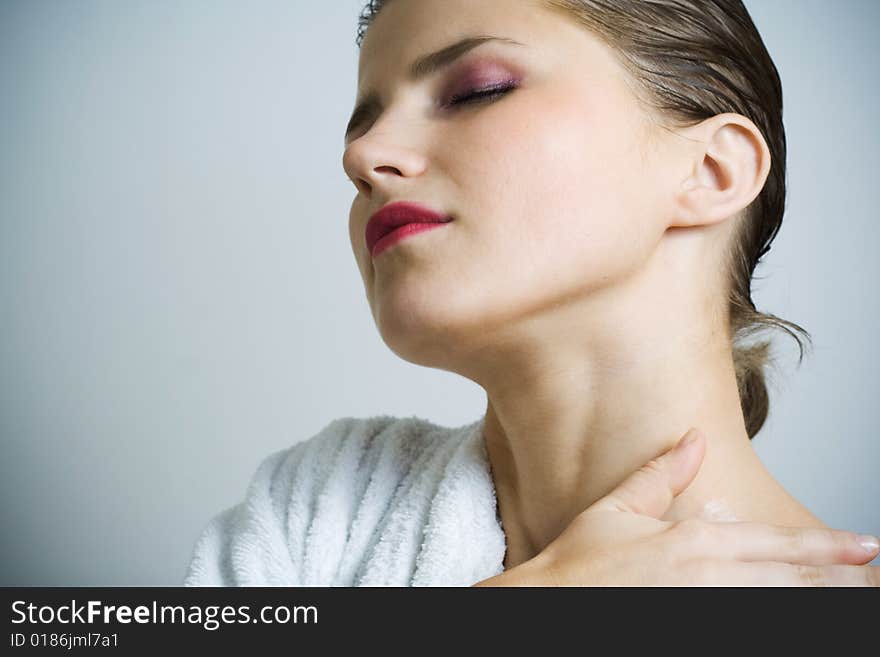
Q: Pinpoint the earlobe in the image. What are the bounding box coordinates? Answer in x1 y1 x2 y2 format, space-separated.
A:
671 113 771 229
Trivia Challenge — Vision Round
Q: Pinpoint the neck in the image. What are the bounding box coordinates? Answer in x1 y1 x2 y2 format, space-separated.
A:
481 343 756 567
469 253 821 570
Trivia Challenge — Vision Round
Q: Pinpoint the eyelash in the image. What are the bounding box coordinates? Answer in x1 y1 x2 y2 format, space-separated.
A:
347 83 517 141
447 82 517 107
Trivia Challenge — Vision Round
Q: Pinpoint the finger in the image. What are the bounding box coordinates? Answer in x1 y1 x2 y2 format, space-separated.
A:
591 428 706 519
708 562 880 586
708 522 880 566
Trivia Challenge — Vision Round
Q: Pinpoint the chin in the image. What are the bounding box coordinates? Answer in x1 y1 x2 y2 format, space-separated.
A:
373 300 470 370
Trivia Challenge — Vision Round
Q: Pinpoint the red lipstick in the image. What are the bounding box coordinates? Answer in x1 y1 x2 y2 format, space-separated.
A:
365 201 452 258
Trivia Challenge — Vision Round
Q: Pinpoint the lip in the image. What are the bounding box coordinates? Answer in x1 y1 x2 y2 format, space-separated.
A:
365 201 453 258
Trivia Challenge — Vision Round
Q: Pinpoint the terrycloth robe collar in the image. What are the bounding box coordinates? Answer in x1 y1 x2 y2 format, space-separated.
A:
183 415 508 586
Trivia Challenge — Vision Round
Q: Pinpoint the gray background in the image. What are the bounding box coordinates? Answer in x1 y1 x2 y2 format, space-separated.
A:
1 0 877 586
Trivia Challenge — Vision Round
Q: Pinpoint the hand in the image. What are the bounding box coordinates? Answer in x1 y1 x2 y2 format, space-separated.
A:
473 429 880 586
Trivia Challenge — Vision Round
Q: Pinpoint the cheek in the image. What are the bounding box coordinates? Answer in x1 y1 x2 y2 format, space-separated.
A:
348 209 363 265
474 89 651 283
348 203 375 300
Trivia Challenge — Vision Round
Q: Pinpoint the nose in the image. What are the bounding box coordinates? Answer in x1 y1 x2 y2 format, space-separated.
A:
342 125 428 198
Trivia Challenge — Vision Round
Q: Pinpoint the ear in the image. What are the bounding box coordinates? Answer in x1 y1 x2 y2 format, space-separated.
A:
671 113 771 229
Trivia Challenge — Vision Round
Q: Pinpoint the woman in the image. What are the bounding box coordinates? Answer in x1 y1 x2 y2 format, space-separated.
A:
184 0 879 586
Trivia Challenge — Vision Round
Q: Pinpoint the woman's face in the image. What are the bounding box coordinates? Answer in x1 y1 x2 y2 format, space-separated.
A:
342 0 676 367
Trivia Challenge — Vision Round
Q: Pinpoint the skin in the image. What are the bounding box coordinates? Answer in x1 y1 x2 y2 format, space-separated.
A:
341 0 830 572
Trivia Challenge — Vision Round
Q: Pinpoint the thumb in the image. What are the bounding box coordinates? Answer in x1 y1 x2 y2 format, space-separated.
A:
591 428 706 519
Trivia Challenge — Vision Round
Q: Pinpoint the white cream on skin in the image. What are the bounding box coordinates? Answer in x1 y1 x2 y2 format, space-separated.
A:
698 498 739 522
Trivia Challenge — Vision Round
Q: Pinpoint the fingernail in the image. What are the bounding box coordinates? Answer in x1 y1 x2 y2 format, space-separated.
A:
857 535 879 553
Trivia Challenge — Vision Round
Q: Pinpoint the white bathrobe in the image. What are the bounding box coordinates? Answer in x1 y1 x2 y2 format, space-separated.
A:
183 415 507 586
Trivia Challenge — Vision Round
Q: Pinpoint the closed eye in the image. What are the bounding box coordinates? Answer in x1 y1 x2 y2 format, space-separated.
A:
344 83 518 144
447 83 517 107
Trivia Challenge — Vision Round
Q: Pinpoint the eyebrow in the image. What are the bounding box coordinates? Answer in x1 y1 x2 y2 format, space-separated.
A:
344 35 525 141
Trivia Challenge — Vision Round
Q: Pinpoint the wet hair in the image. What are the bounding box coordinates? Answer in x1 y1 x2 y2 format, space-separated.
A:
354 0 811 439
